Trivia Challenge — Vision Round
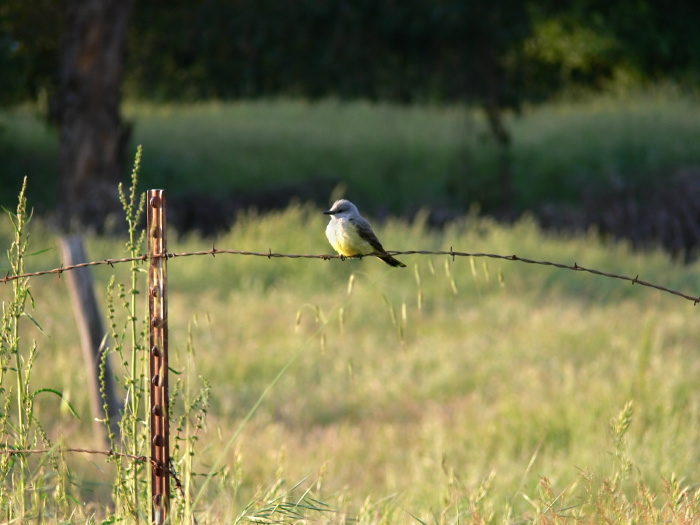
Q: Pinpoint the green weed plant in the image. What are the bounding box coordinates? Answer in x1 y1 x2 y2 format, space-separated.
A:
0 178 72 521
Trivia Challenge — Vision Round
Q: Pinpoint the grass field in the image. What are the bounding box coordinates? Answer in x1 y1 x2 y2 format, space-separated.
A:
2 181 699 521
2 89 700 216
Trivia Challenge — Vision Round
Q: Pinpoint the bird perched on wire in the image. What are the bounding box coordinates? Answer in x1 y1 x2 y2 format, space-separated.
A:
323 199 406 268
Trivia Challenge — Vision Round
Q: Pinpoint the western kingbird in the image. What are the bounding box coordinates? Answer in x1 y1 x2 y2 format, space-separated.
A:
323 199 406 268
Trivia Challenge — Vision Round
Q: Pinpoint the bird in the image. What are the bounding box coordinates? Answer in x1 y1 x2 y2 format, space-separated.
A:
323 199 406 268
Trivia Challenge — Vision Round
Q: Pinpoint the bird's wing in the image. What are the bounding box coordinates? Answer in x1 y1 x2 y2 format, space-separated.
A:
351 217 386 253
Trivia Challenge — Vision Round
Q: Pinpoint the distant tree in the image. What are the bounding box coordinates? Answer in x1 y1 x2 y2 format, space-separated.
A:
2 0 132 230
0 0 61 106
520 0 700 92
52 0 134 230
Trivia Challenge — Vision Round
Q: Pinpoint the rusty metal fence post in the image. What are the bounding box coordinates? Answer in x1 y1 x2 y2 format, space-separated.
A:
147 190 170 524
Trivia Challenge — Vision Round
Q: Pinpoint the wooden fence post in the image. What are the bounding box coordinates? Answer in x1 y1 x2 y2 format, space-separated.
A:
58 235 121 444
147 190 170 524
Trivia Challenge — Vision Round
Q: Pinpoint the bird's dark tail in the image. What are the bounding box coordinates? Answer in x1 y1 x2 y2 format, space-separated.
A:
378 254 406 267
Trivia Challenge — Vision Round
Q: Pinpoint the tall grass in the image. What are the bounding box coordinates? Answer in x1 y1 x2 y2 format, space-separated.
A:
2 89 700 214
0 178 72 521
1 163 699 521
125 91 700 213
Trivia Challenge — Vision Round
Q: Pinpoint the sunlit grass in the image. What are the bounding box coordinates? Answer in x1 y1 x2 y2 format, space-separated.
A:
512 90 700 207
2 89 700 215
2 198 699 521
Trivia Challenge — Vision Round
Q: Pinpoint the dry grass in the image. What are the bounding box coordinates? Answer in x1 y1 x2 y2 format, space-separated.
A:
2 195 699 522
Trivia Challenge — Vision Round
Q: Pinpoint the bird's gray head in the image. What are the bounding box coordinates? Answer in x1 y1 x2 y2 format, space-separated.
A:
323 199 359 217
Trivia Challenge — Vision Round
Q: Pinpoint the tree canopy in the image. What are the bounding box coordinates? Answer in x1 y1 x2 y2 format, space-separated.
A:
3 0 699 110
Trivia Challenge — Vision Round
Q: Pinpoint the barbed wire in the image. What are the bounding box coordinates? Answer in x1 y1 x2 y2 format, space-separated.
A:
0 446 147 463
0 446 188 501
1 247 698 304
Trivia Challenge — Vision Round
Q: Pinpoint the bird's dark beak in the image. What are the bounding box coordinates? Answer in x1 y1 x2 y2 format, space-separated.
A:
323 210 333 215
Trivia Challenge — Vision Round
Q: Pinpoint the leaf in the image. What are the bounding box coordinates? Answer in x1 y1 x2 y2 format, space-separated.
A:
25 247 53 257
23 311 45 334
32 388 80 419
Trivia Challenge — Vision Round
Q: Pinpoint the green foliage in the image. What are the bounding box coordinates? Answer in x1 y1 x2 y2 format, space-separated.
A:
578 0 700 83
124 1 700 107
107 150 149 521
170 322 211 524
0 106 58 212
5 1 700 112
127 0 531 105
4 92 700 217
0 0 62 106
0 178 71 520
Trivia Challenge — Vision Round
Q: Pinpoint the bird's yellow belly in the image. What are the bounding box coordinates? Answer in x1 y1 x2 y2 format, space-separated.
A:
326 221 372 256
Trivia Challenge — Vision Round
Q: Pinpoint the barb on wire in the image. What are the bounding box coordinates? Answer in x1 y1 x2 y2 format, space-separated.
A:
0 248 698 304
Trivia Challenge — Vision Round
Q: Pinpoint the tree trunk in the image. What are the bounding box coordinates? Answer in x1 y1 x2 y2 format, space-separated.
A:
484 97 514 213
53 0 133 231
58 235 121 445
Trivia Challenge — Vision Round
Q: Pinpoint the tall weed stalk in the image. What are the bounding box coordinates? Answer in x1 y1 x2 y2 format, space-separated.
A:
0 178 71 520
107 146 149 520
